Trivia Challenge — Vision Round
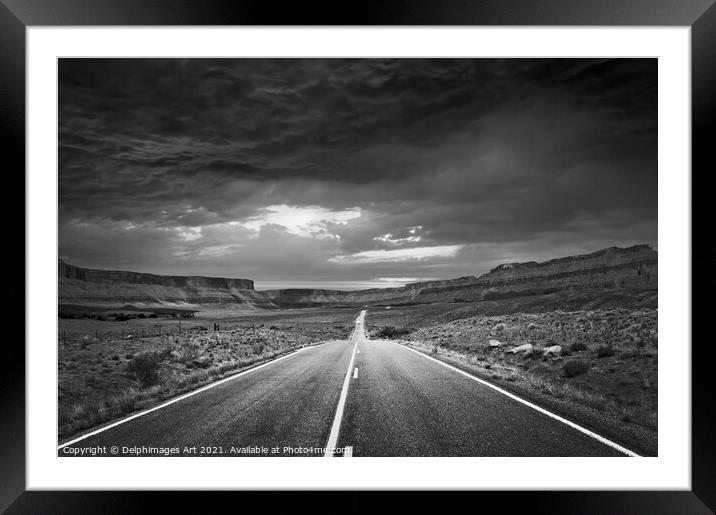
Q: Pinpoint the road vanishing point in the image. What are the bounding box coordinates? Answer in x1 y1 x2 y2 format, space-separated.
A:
59 310 636 457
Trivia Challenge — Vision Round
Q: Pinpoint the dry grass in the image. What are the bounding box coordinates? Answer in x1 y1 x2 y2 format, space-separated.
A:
58 348 317 438
58 310 353 439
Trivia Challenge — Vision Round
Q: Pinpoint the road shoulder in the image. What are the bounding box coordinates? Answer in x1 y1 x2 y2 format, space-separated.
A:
395 339 657 457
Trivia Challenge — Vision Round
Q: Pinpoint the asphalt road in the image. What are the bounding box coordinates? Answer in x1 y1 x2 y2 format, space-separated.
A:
60 310 630 457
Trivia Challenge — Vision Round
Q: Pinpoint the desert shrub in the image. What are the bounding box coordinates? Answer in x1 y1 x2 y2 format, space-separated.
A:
563 359 589 378
84 375 98 387
620 406 658 429
596 345 615 358
377 326 411 339
569 342 588 352
177 344 200 364
492 323 505 334
252 342 265 355
80 335 100 349
525 350 542 361
467 342 482 353
114 314 130 322
127 352 161 387
111 389 137 415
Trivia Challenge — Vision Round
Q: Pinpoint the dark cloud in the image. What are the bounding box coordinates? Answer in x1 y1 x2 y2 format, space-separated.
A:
58 58 657 287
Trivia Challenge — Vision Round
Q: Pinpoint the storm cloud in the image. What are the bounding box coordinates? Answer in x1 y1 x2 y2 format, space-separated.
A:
58 58 657 289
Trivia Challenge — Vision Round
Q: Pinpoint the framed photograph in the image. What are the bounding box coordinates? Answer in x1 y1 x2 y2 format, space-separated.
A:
4 0 713 512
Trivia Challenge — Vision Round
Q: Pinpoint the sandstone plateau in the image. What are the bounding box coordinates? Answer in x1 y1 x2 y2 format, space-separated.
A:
58 245 657 312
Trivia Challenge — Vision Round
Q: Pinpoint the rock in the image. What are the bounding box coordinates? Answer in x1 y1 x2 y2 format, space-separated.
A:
508 343 533 354
543 345 562 356
191 356 211 369
488 339 502 347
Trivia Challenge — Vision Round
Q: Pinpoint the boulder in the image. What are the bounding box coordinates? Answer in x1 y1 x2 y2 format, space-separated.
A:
508 343 533 354
543 345 562 357
488 339 502 348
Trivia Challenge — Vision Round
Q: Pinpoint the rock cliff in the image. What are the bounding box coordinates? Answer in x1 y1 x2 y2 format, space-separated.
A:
423 244 657 302
58 245 657 310
58 260 273 308
262 245 656 307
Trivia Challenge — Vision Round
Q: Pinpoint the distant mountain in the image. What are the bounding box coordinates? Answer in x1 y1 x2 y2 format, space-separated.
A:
58 245 657 311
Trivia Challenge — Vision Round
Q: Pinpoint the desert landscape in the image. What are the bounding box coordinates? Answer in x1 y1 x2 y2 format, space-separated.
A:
56 57 659 458
58 244 658 454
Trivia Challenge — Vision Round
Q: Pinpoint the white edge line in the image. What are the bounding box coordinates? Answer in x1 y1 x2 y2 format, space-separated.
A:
324 342 358 457
391 340 640 457
58 345 317 449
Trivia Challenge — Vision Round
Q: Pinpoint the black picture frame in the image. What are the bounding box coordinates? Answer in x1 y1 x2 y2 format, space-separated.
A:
2 1 713 512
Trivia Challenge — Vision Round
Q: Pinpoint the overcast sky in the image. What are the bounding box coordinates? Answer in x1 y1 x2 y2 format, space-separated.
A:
58 58 657 290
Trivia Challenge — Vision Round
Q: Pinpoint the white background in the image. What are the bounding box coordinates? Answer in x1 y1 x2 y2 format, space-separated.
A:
27 27 690 490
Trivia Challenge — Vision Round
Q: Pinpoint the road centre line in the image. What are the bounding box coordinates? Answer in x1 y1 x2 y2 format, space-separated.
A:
324 311 364 457
389 340 640 457
57 345 317 449
324 341 358 457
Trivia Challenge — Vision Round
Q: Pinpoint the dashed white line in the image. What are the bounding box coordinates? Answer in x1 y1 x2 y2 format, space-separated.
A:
324 342 358 457
353 367 359 379
324 310 365 457
390 340 641 457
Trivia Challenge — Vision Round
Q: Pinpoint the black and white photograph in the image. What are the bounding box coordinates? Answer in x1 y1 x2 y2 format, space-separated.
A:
56 57 658 458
